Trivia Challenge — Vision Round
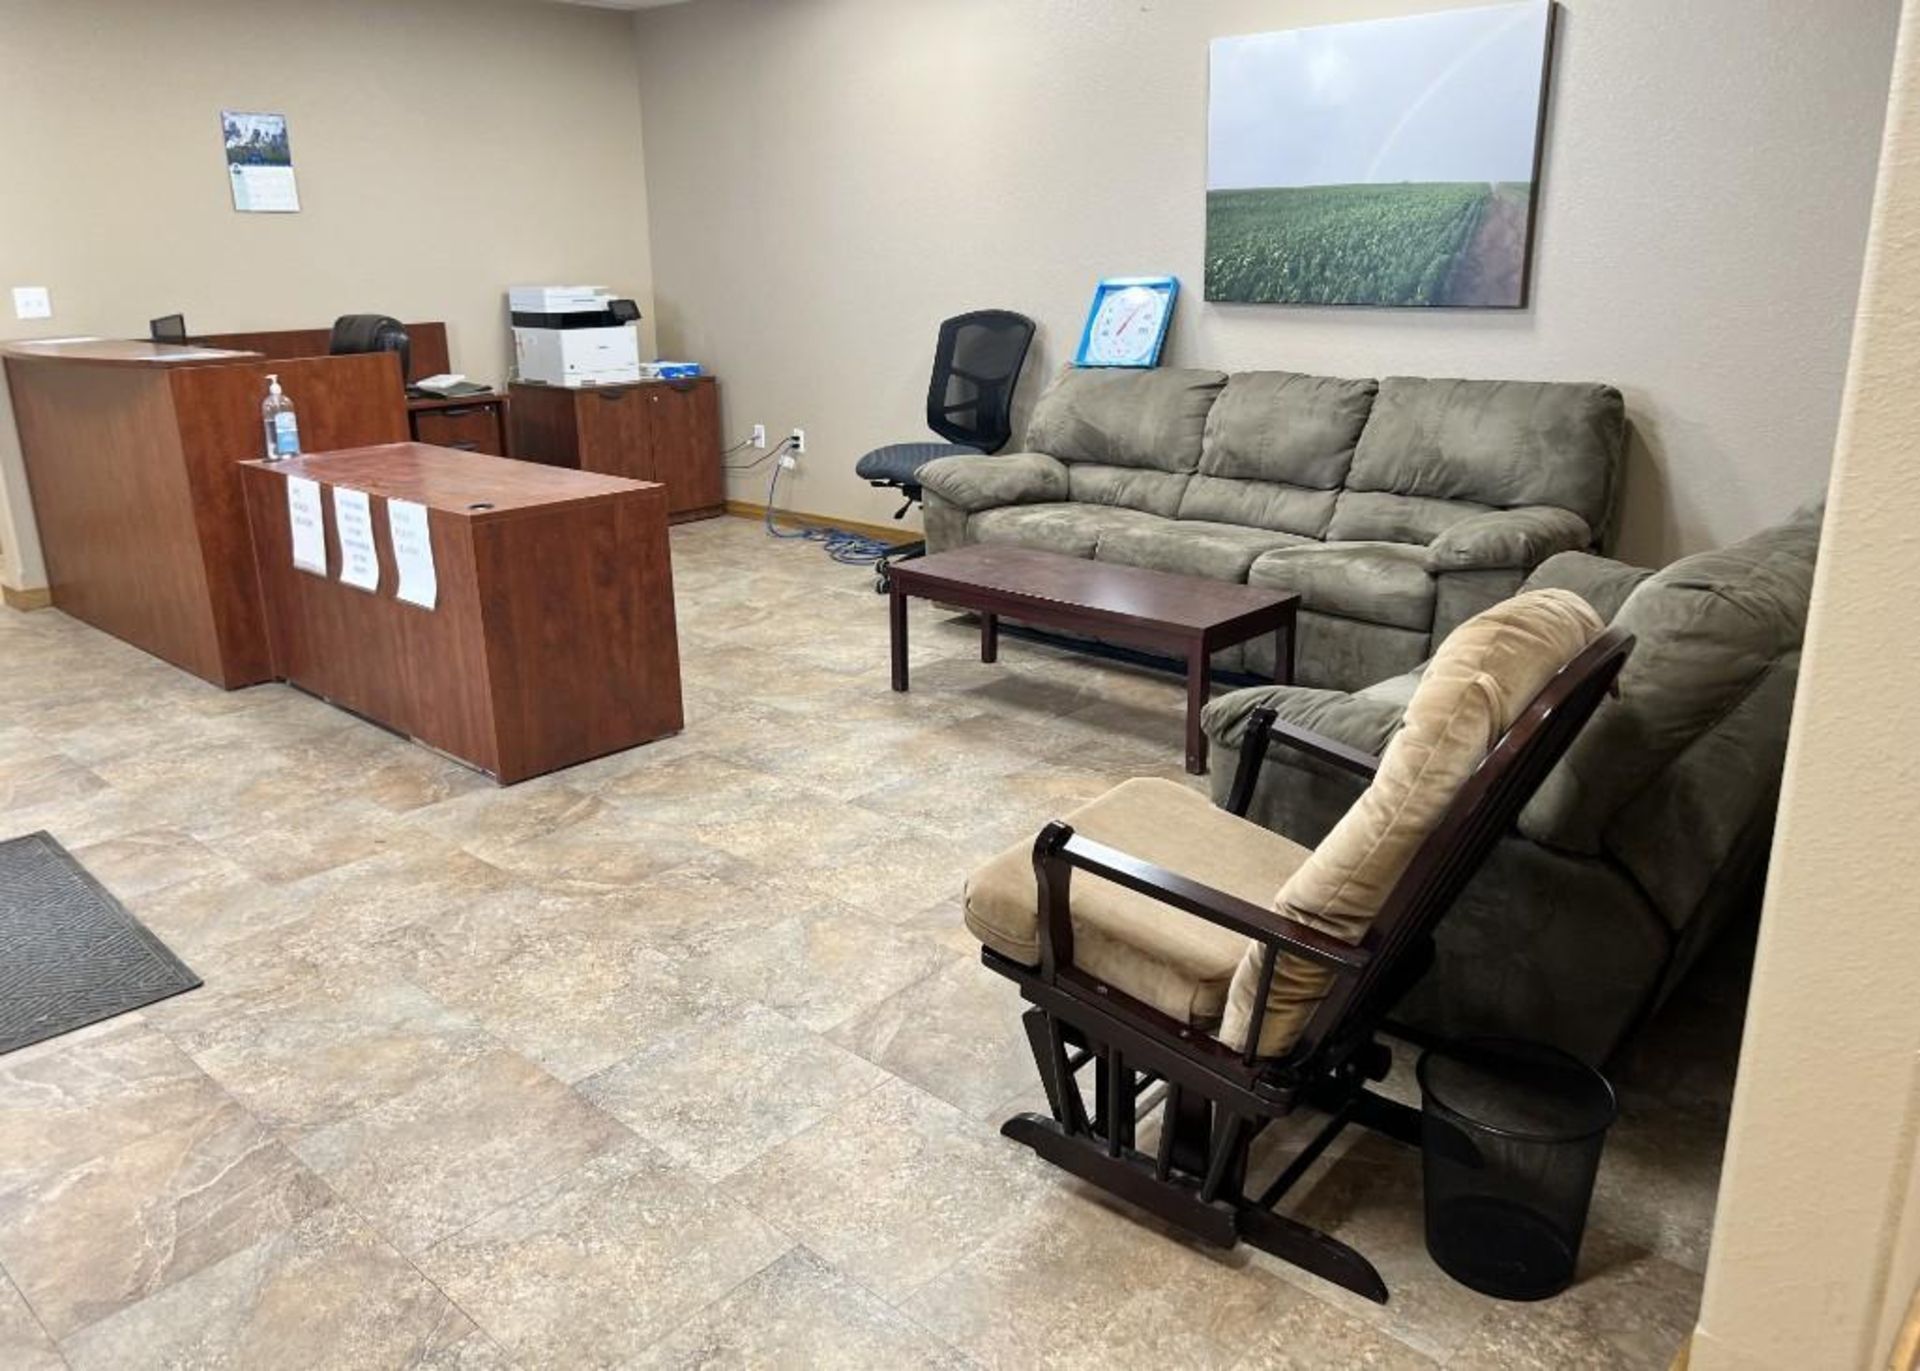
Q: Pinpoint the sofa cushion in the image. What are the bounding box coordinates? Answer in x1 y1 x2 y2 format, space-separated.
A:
1248 541 1436 632
1199 372 1377 485
1341 377 1625 536
1176 477 1341 539
1519 505 1821 854
965 777 1313 1023
966 502 1165 558
1095 520 1310 582
1220 589 1608 1056
1174 372 1374 538
1327 489 1491 545
1025 366 1227 473
1067 463 1192 518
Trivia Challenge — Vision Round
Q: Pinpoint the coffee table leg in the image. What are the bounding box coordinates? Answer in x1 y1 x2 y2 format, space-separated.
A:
1276 614 1296 685
1186 643 1210 775
981 612 999 664
890 586 909 692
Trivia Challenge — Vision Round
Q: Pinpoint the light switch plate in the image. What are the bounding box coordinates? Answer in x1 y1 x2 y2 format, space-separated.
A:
12 287 51 320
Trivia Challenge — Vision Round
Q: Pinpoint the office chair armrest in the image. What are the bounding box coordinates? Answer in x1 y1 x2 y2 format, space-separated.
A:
917 451 1069 513
1033 824 1369 975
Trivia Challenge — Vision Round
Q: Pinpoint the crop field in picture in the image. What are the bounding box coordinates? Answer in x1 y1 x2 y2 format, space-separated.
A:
1205 181 1533 308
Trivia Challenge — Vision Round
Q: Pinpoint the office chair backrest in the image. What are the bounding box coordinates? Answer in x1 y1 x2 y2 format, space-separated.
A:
329 314 412 382
926 310 1035 453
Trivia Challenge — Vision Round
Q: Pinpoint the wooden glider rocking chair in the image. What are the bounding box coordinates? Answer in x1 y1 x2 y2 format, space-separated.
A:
964 591 1633 1304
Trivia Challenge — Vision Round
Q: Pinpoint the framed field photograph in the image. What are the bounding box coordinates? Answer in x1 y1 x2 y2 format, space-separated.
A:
1206 2 1555 308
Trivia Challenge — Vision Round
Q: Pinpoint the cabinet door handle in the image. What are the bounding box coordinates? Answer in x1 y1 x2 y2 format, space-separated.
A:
437 405 482 418
450 441 481 451
594 390 629 401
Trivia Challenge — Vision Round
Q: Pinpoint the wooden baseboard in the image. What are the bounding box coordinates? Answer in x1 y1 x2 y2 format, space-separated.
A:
2 584 52 611
724 499 912 545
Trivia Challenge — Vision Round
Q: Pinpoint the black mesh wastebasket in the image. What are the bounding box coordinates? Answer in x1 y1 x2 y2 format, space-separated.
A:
1417 1038 1618 1300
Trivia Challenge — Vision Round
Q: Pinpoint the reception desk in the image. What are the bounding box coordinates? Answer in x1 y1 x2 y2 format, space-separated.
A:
240 444 682 783
2 337 408 686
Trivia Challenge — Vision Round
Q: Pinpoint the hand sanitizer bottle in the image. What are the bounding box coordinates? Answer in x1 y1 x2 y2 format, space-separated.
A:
261 374 301 460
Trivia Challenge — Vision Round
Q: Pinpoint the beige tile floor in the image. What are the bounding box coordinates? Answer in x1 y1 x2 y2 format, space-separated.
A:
0 515 1739 1369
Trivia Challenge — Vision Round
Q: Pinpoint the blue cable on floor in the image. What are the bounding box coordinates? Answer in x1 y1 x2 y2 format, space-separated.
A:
764 463 894 566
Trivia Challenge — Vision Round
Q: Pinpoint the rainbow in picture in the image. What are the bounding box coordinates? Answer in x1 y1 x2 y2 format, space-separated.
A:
1206 2 1555 308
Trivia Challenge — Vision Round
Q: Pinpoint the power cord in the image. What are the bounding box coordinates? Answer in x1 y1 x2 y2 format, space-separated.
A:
763 460 894 566
724 436 791 472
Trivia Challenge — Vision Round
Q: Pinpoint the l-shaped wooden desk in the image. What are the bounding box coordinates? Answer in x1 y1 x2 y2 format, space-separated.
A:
2 336 409 686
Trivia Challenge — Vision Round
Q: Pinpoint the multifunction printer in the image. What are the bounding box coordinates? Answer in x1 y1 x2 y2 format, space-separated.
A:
508 285 642 386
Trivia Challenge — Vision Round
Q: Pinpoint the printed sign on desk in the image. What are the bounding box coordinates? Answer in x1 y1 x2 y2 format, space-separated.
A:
332 487 379 592
388 499 437 610
285 476 326 576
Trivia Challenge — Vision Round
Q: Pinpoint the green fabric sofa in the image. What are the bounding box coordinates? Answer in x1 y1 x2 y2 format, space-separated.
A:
919 366 1626 691
1198 506 1823 1064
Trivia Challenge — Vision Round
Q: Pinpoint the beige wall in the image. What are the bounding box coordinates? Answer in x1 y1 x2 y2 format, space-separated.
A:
0 0 655 591
1690 1 1920 1366
633 0 1898 567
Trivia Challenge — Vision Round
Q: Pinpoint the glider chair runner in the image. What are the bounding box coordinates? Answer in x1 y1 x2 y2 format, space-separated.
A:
966 590 1632 1303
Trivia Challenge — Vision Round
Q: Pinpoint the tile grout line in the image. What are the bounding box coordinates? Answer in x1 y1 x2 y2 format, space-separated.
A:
1 1260 72 1368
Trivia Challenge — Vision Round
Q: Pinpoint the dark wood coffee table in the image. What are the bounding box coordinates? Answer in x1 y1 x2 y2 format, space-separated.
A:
886 544 1299 774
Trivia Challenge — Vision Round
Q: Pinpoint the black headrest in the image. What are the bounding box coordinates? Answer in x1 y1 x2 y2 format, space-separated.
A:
329 314 407 356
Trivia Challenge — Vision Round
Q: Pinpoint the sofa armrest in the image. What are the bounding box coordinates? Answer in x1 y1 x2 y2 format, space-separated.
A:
1522 550 1654 623
1427 506 1593 573
916 451 1069 513
1202 684 1405 759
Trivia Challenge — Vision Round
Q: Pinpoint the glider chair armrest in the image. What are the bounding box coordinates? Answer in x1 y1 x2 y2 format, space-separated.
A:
1224 706 1381 817
1032 823 1368 975
1033 823 1369 1068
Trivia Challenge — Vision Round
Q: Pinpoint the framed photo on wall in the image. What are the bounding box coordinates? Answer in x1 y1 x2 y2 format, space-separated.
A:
1206 2 1556 308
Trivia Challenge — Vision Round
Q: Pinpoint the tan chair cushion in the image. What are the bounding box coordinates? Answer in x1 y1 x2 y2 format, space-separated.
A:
964 778 1313 1024
1221 588 1607 1056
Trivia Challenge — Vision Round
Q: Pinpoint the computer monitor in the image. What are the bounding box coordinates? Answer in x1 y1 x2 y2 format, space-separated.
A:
149 314 188 345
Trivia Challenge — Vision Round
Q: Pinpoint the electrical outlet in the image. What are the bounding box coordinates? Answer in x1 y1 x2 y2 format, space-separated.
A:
11 286 51 321
778 452 798 470
789 427 806 456
749 424 767 450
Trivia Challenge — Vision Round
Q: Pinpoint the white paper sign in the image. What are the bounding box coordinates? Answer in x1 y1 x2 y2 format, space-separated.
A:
286 476 326 577
332 487 379 592
388 499 437 610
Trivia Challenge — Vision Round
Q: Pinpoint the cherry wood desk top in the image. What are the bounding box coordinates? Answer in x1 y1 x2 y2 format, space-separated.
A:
245 443 654 519
0 338 262 367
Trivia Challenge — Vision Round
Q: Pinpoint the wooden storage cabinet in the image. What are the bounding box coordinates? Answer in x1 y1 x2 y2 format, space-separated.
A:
508 377 724 522
409 396 508 456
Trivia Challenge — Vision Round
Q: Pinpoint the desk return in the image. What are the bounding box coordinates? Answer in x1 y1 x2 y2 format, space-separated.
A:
241 443 682 783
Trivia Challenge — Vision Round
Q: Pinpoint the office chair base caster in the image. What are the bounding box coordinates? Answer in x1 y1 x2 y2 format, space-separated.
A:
874 560 892 594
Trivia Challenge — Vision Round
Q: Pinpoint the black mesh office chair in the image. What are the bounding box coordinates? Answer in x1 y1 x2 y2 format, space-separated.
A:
858 309 1035 588
329 314 412 386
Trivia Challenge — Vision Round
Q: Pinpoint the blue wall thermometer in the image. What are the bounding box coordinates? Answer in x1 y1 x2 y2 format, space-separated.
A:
1074 276 1179 368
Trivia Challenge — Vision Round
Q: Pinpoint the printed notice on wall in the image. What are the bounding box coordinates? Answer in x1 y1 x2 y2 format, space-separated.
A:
388 499 437 609
286 476 326 576
333 487 379 592
221 111 299 213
